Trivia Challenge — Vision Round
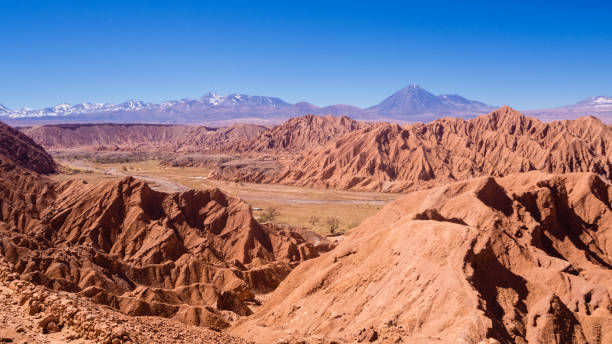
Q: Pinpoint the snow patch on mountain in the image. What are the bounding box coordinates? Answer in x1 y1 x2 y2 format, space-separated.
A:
0 92 291 119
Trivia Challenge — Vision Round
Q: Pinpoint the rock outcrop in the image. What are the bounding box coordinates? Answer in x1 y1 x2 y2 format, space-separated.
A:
1 176 326 328
0 257 250 344
232 172 612 344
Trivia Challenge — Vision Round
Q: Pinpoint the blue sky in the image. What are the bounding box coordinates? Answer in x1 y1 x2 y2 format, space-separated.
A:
1 0 611 110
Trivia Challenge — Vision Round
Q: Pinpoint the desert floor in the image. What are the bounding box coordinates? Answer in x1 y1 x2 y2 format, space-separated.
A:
53 157 399 234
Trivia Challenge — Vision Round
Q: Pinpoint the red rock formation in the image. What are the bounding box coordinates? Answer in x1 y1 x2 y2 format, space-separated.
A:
1 177 327 328
19 122 268 152
232 172 612 344
19 115 364 155
233 114 366 153
214 107 612 192
0 257 251 344
0 120 329 329
0 121 56 173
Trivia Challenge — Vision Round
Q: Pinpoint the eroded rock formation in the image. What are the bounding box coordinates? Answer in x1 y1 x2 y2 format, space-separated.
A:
232 172 612 343
19 123 268 153
0 120 329 330
214 107 612 192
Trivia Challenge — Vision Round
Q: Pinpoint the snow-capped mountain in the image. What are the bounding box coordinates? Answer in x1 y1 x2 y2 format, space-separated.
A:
200 92 290 107
158 93 291 109
4 86 610 126
0 93 291 120
525 96 612 123
0 101 153 118
576 96 612 107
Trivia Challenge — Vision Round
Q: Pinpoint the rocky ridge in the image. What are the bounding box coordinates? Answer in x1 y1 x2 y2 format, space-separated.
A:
19 123 268 153
19 115 365 156
213 107 612 192
0 174 330 329
232 114 367 153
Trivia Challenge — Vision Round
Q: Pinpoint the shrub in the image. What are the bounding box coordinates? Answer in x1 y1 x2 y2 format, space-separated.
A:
326 216 340 234
260 207 280 222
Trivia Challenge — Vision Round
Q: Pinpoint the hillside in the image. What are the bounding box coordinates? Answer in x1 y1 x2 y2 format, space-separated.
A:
234 114 367 153
20 122 268 152
1 177 328 328
232 172 612 343
0 121 56 173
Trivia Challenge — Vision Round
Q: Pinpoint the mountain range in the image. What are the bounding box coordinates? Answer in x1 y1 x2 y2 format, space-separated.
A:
2 85 611 125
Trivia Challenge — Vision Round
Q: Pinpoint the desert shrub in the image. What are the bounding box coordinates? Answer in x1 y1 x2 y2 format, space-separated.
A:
326 216 340 234
260 207 280 222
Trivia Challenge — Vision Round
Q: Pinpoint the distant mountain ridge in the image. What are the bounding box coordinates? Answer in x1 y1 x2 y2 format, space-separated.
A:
2 85 611 125
525 95 612 122
0 93 291 119
0 85 495 125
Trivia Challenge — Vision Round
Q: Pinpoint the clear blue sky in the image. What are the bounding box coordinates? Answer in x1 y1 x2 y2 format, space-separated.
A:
1 0 611 110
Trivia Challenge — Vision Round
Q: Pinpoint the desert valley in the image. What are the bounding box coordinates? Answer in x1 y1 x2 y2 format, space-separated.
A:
1 102 612 343
2 2 611 343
